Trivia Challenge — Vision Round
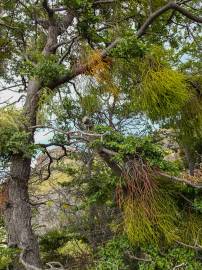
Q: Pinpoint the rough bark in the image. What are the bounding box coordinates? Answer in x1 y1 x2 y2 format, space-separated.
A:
184 146 196 176
4 155 41 268
3 79 42 268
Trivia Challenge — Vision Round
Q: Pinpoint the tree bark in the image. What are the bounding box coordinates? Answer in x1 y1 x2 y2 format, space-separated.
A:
4 155 41 268
184 146 195 176
3 80 42 268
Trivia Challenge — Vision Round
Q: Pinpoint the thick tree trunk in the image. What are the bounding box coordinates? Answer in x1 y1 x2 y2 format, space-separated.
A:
3 79 42 268
4 155 41 268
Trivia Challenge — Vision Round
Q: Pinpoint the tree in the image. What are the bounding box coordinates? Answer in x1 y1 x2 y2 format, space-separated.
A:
0 0 201 268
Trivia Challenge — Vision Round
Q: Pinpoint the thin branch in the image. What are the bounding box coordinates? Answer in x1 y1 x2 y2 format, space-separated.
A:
93 0 115 5
159 172 202 189
176 240 202 251
58 37 78 64
136 1 202 38
51 41 66 51
30 125 108 140
124 251 151 262
29 201 47 206
2 95 26 107
0 97 13 105
31 125 202 188
43 148 53 180
38 143 69 180
178 193 193 205
68 81 82 100
173 263 187 270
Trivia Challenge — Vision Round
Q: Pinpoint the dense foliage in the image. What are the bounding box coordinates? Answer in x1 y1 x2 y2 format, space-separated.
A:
0 0 201 269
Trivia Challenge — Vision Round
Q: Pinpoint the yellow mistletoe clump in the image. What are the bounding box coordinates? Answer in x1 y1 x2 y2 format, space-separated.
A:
85 50 120 97
0 107 23 130
139 68 190 121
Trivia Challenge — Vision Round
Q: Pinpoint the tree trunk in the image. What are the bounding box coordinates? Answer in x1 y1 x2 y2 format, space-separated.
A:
4 155 41 268
184 146 195 176
3 79 42 268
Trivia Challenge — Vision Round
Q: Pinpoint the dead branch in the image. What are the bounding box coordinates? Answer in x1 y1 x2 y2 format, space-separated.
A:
173 263 187 270
46 262 64 270
176 240 202 251
159 172 202 189
124 250 151 262
0 83 24 92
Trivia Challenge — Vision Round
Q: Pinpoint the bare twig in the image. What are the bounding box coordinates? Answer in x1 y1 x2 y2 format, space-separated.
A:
159 172 202 189
125 250 151 262
0 83 24 92
176 240 202 251
59 37 78 64
173 263 187 270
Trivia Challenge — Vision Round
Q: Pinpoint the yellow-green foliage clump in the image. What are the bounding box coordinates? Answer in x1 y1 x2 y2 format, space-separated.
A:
140 68 190 121
123 189 180 245
80 93 101 114
57 240 92 257
36 87 54 125
134 46 190 121
0 107 22 130
0 108 29 156
178 97 202 145
179 212 202 246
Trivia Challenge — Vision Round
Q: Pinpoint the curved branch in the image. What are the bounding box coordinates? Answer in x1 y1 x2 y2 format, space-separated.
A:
38 143 69 180
170 2 202 23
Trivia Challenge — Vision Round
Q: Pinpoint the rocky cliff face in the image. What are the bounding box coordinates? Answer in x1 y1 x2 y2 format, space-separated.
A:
154 129 181 161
